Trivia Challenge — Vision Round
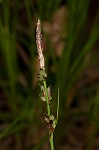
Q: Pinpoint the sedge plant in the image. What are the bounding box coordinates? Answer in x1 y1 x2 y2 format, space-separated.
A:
36 19 59 150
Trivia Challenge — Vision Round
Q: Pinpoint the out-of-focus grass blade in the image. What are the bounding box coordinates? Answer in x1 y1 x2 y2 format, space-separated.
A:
58 0 90 83
69 10 99 77
24 0 37 84
24 0 32 27
57 87 59 122
0 115 22 140
86 87 99 150
0 1 18 111
54 1 98 112
0 103 35 139
0 0 4 3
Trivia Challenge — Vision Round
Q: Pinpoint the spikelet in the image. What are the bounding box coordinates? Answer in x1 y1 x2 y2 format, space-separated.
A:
36 19 45 70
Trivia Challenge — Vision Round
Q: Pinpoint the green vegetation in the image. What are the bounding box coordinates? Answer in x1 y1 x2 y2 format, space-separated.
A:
0 0 99 149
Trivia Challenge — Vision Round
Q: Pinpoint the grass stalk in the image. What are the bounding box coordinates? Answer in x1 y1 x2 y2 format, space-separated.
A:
36 18 59 150
50 133 54 150
43 80 50 116
43 80 55 150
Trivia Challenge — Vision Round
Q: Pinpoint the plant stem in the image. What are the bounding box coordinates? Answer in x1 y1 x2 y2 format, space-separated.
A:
50 133 54 150
43 80 54 150
36 19 55 150
43 80 50 116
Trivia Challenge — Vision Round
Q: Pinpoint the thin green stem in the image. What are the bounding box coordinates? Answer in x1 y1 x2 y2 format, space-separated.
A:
57 87 59 121
43 80 54 150
36 18 55 150
43 80 50 116
50 133 54 150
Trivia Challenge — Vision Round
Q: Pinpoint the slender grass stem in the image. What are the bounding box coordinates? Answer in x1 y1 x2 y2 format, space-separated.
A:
36 18 56 150
43 80 50 116
50 133 54 150
43 80 54 150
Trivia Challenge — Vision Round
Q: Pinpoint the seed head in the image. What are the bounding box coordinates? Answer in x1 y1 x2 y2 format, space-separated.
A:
36 19 45 70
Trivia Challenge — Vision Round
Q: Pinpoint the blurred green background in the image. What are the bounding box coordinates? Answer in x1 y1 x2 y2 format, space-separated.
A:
0 0 99 149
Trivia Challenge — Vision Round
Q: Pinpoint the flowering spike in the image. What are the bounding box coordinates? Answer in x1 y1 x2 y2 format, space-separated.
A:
36 18 45 70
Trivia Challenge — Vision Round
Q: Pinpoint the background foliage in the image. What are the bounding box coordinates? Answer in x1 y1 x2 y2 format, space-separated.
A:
0 0 99 149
